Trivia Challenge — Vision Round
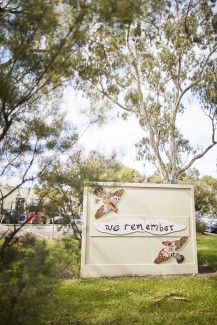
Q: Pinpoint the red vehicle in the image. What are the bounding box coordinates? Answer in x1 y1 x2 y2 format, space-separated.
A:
25 212 37 224
25 211 47 224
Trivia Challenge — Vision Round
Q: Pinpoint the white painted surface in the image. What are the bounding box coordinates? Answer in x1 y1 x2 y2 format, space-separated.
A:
81 182 198 278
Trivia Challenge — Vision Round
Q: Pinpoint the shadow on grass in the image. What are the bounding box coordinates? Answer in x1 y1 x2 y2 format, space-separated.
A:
198 265 217 273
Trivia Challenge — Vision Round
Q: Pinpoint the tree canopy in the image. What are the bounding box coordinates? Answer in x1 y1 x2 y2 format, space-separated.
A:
74 0 217 183
0 0 91 143
0 104 77 205
0 0 93 204
1 0 216 188
37 151 144 209
182 173 217 214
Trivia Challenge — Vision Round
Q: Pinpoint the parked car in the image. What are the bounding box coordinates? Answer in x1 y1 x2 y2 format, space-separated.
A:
24 211 47 224
49 215 71 224
18 213 26 222
0 209 18 224
49 213 83 227
201 218 217 233
25 212 37 224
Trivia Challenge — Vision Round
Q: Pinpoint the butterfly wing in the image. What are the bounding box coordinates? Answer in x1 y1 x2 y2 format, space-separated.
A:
109 189 124 204
93 189 106 198
95 205 111 219
95 188 124 219
174 236 187 249
154 248 171 264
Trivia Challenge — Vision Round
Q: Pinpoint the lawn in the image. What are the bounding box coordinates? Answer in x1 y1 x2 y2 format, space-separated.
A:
40 235 217 325
42 274 217 325
197 235 217 271
1 235 216 325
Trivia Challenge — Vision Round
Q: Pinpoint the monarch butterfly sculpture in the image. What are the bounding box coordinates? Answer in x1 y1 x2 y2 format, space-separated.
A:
93 187 124 219
154 236 187 264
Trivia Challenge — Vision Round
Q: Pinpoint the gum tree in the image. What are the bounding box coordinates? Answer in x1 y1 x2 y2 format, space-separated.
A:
0 0 90 143
0 0 89 248
75 0 217 183
0 0 92 203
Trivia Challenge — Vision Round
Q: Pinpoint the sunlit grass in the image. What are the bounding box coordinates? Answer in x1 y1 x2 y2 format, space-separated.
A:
197 235 217 269
42 274 217 325
0 235 216 324
41 236 217 325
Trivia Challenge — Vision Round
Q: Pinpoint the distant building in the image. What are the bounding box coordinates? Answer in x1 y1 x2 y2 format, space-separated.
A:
0 185 38 212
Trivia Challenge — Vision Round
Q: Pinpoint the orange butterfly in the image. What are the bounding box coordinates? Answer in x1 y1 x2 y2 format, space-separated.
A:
93 188 124 219
154 236 187 264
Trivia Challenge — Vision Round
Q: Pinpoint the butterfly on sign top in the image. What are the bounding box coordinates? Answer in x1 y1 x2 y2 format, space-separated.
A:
93 187 125 219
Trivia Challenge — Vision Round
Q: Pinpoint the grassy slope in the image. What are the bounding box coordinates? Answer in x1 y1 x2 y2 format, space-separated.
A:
42 236 217 325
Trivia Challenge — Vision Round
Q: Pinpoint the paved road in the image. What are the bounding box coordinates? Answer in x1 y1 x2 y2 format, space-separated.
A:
0 223 73 239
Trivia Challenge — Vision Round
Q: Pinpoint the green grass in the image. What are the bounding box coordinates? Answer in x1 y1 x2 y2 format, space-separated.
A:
42 275 217 325
197 235 217 270
1 235 217 325
40 235 217 325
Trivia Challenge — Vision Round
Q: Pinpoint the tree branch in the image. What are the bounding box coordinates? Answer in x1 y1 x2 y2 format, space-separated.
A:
178 142 216 176
96 86 135 113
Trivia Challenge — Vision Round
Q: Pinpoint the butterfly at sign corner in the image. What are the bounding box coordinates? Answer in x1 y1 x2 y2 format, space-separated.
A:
93 188 124 219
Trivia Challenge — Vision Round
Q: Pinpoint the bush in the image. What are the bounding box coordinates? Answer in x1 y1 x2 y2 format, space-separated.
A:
48 236 80 279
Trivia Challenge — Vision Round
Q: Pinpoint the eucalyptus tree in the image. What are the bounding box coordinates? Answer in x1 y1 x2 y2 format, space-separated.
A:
0 0 91 143
0 0 93 206
75 0 217 183
0 0 94 252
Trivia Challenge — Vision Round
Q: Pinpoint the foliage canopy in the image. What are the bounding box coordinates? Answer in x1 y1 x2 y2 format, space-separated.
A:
74 0 217 183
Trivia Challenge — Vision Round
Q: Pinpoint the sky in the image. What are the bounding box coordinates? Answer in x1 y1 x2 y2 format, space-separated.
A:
62 87 217 179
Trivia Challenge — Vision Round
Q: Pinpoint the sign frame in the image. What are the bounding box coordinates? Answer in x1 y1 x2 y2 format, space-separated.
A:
81 182 198 278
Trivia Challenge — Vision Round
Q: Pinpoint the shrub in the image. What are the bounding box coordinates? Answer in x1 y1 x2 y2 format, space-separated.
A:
47 236 80 279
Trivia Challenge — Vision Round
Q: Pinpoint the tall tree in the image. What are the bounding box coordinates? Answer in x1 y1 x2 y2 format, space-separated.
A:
74 0 217 183
0 0 93 203
0 0 90 143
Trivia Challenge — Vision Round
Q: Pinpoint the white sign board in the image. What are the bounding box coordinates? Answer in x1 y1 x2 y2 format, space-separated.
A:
81 183 198 277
